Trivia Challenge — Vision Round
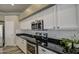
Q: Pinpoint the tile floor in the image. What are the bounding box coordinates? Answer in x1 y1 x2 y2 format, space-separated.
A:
0 46 24 54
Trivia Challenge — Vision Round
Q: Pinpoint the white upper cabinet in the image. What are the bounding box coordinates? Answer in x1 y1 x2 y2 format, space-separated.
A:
20 19 32 30
20 6 57 30
20 21 26 29
20 5 79 30
26 20 31 30
76 5 79 27
56 4 77 30
43 5 57 30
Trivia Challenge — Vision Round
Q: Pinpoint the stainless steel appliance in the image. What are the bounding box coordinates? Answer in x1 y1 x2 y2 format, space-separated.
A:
27 41 37 54
31 20 44 30
24 37 38 54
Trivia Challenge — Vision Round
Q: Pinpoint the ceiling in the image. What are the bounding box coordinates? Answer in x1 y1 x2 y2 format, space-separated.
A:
0 4 31 12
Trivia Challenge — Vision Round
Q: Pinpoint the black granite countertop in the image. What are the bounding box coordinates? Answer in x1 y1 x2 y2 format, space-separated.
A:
16 33 61 44
38 42 64 54
16 33 32 37
16 33 79 54
16 33 64 54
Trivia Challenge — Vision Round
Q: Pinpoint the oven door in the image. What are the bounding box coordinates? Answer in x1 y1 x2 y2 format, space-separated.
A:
27 41 37 54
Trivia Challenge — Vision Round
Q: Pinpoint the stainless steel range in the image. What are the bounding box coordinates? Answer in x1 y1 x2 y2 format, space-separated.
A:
25 37 38 54
27 40 37 54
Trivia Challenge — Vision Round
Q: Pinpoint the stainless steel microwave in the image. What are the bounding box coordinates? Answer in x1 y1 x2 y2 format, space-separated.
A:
31 20 44 30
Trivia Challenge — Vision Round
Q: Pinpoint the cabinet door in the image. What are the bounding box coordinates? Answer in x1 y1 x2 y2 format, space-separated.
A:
76 5 79 27
21 39 27 53
57 4 77 29
43 6 57 30
20 20 31 30
20 21 27 29
38 46 57 54
16 37 22 49
26 20 31 30
20 21 24 29
16 36 19 46
16 37 22 47
16 37 27 53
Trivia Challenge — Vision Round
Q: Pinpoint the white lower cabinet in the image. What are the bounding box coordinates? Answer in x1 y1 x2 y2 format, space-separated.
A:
16 37 27 53
38 46 57 54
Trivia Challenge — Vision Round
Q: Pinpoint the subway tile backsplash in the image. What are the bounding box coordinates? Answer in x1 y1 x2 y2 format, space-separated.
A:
18 29 79 40
48 30 79 39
